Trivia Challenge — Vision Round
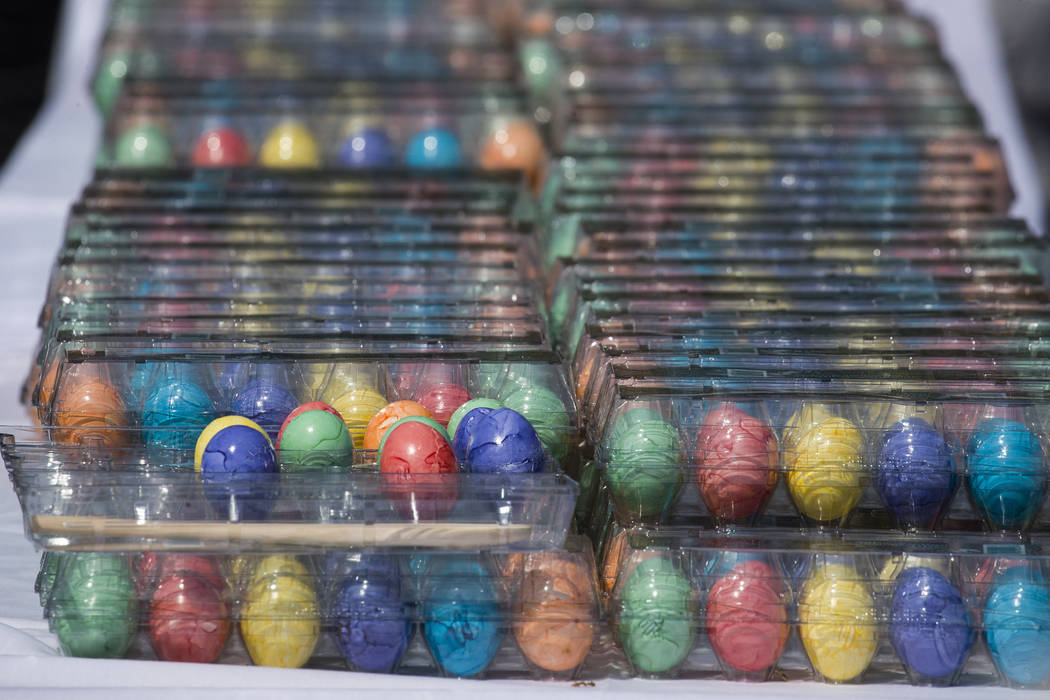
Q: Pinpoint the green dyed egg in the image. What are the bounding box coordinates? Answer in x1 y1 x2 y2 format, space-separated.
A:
113 123 174 167
447 398 503 442
51 554 138 658
604 408 682 521
618 557 696 674
501 385 571 463
278 409 354 473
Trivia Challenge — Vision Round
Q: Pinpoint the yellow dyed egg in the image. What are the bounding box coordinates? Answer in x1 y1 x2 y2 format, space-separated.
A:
875 554 950 594
240 555 320 668
328 387 389 449
259 121 320 168
784 410 865 522
798 563 878 682
781 404 836 452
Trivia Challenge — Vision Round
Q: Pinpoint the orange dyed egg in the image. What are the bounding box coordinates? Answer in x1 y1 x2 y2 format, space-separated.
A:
363 400 433 451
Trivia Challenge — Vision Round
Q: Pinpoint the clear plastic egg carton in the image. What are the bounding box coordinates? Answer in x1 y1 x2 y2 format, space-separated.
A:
9 466 578 552
579 376 1050 534
79 167 533 202
91 43 520 116
27 353 578 463
571 339 1050 426
600 527 1050 688
548 60 962 96
98 96 545 178
34 539 613 679
102 0 502 42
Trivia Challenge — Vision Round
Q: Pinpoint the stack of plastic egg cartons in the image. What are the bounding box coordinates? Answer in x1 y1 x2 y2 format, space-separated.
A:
517 0 1050 690
3 0 604 680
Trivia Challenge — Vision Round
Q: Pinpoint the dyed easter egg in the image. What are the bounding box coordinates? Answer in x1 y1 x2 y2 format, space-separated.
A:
876 418 956 529
142 378 217 452
617 557 695 674
337 127 393 167
53 375 128 447
890 567 973 681
330 554 410 673
423 559 502 677
240 556 320 668
404 127 462 168
328 387 388 448
149 573 230 663
113 123 174 167
706 559 788 674
465 408 546 474
479 119 546 189
233 379 298 440
194 416 278 520
379 416 458 519
363 401 433 451
191 127 252 166
413 382 472 427
604 408 682 522
514 551 597 672
500 385 571 463
798 562 878 682
984 566 1050 686
448 398 502 458
276 406 353 472
259 121 320 167
51 554 138 658
694 406 779 523
784 407 865 522
966 419 1047 530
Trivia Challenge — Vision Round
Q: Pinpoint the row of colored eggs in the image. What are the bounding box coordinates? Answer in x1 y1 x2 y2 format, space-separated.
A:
104 119 545 176
37 548 1050 687
609 555 1050 687
597 405 1049 530
39 550 597 677
41 366 571 459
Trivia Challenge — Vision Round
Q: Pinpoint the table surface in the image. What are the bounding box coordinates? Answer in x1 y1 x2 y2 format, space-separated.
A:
0 1 1041 697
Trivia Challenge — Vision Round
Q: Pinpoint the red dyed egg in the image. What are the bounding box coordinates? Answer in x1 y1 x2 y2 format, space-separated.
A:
378 416 458 519
693 407 778 522
191 127 252 166
149 574 230 663
706 560 788 673
413 382 472 426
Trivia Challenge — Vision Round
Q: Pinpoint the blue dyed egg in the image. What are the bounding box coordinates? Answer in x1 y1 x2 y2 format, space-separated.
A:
142 378 217 452
404 127 462 169
197 420 278 520
889 567 973 681
984 566 1050 686
465 408 545 474
423 559 502 677
875 418 956 529
452 406 496 462
966 419 1047 529
337 127 393 168
331 554 411 673
233 379 298 440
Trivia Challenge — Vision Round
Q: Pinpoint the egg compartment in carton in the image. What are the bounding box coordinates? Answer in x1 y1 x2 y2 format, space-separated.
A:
34 536 616 679
602 526 1050 688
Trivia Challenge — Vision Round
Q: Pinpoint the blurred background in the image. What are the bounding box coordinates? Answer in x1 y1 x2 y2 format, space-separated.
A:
0 1 1046 223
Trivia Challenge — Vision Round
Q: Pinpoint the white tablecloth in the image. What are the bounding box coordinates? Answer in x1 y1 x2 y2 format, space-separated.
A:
0 1 1041 696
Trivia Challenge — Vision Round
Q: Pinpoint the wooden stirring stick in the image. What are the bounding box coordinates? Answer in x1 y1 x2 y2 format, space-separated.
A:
30 515 533 549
